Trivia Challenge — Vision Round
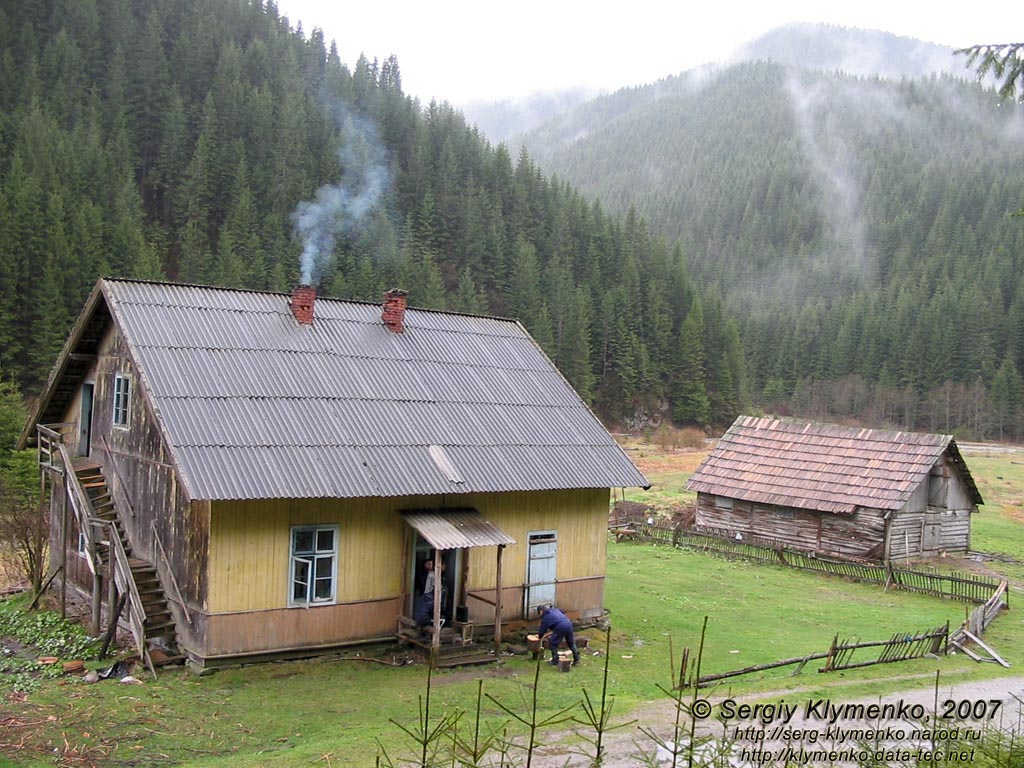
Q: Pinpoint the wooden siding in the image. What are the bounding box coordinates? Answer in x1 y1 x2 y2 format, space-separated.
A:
55 325 209 618
207 497 406 612
463 488 609 595
937 456 976 511
204 598 402 659
887 510 923 559
207 487 609 615
199 487 609 658
48 482 93 591
696 492 886 559
699 482 973 562
939 510 971 552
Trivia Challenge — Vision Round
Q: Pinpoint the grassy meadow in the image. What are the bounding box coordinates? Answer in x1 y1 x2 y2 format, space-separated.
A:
1 441 1022 766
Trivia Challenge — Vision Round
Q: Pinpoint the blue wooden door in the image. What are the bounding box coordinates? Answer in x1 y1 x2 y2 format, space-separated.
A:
524 531 557 616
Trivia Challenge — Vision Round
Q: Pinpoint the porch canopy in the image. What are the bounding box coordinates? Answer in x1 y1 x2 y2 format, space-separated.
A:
402 509 516 654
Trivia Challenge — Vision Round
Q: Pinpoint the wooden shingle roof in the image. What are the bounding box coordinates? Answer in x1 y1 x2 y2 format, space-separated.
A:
686 415 983 514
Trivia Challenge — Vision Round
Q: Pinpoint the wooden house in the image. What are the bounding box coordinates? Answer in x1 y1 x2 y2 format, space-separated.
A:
20 279 648 669
685 416 983 562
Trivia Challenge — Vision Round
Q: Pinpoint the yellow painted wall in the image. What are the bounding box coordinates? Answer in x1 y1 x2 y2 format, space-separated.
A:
462 488 610 589
207 488 611 615
208 497 405 613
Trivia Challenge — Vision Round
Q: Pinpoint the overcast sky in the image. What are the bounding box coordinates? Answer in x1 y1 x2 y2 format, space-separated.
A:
273 1 1008 105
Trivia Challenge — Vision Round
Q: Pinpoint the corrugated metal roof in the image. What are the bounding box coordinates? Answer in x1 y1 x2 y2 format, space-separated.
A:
686 415 983 514
402 509 516 550
97 280 648 500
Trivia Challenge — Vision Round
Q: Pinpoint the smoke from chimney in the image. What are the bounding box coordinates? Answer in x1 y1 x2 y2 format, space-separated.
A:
382 289 407 333
291 284 316 325
291 104 389 286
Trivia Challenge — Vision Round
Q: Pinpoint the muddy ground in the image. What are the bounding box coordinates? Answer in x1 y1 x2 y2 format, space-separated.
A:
525 673 1024 767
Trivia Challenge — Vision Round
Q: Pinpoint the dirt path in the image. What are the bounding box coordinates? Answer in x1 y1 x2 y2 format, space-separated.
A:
527 674 1024 766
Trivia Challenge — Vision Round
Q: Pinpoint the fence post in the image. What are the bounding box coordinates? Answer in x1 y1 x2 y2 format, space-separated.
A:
823 634 838 672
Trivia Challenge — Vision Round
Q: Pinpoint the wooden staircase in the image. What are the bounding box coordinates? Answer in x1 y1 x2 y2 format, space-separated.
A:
73 461 179 671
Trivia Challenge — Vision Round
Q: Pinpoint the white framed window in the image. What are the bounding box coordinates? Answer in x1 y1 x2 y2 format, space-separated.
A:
112 373 132 428
289 525 338 606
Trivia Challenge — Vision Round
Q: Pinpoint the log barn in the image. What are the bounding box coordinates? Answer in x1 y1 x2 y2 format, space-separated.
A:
686 416 983 562
20 279 647 669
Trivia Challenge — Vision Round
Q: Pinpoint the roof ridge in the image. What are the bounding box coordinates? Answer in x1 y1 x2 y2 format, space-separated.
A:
105 277 517 324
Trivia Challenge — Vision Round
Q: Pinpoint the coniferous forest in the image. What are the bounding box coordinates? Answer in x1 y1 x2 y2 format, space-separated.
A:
522 54 1024 440
1 0 1023 441
0 0 746 430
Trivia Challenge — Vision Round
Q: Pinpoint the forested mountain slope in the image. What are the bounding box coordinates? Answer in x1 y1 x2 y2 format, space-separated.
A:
0 0 744 429
522 44 1024 439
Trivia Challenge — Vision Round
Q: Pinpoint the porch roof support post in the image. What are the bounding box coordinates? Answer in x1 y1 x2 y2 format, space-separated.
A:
431 547 441 659
494 544 505 652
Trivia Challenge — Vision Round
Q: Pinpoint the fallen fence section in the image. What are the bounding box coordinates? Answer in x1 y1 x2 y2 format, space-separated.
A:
947 581 1011 667
693 624 949 688
821 624 948 672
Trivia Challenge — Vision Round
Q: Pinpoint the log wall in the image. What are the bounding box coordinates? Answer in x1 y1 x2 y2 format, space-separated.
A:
695 493 885 559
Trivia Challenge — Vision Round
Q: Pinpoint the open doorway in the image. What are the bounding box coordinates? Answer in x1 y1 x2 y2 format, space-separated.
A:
78 382 94 457
409 533 460 624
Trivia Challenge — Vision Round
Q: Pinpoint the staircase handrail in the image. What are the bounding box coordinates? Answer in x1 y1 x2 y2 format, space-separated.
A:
45 429 155 677
151 521 192 625
98 436 137 519
37 423 75 473
56 441 105 576
94 518 150 670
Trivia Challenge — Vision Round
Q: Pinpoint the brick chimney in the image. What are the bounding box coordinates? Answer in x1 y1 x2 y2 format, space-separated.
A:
290 284 316 325
382 289 407 333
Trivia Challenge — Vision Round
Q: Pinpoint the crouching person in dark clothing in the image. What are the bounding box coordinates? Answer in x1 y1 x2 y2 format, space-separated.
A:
537 605 579 665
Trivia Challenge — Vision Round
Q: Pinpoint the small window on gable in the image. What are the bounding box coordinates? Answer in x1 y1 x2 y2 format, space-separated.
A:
290 525 338 607
112 373 131 429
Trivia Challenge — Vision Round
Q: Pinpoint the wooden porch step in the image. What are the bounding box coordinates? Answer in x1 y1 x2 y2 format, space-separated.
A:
149 650 186 667
145 621 176 637
146 610 174 626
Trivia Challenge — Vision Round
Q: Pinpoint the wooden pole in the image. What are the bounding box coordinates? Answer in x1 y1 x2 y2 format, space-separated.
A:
99 592 128 659
494 544 504 652
431 547 441 658
91 570 102 636
107 553 118 629
91 523 107 636
34 470 48 595
60 481 68 619
30 566 63 609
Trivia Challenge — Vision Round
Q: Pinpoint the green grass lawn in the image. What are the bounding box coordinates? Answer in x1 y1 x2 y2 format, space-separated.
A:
2 444 1022 766
4 540 1021 766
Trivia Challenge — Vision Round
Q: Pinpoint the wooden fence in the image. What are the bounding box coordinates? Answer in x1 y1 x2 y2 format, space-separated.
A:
947 581 1011 667
616 521 1004 605
693 624 949 688
614 520 1012 687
